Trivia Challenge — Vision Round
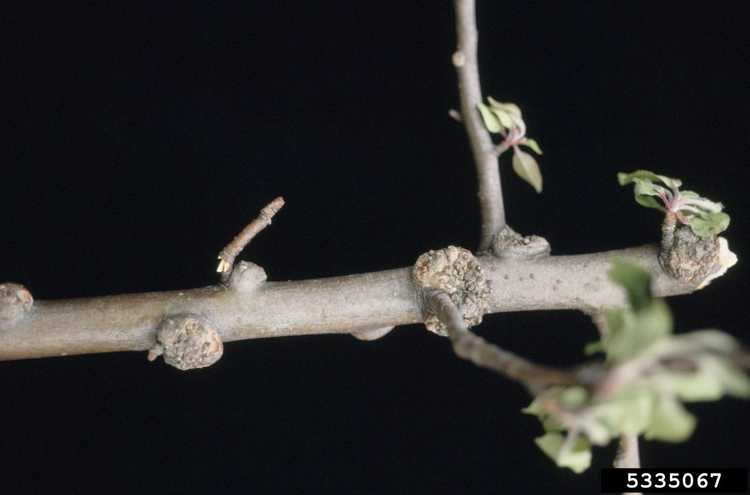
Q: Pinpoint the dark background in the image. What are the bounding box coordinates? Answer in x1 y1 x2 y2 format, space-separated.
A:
1 2 748 493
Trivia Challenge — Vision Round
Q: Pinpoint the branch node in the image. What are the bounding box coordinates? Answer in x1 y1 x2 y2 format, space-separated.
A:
227 261 267 292
0 283 33 329
148 314 223 370
451 50 466 67
491 225 550 260
217 196 285 281
412 246 490 336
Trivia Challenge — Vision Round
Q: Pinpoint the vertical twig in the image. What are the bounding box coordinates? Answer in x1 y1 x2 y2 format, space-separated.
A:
614 432 642 495
425 290 577 392
453 0 506 251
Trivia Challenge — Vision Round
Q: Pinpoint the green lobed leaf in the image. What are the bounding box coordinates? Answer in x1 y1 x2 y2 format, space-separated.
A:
477 103 502 133
618 170 680 213
634 192 667 212
521 137 543 155
618 170 682 190
534 433 592 474
602 300 672 362
692 354 750 399
680 190 724 213
643 396 696 442
686 211 730 238
600 260 673 362
592 388 654 436
512 148 543 193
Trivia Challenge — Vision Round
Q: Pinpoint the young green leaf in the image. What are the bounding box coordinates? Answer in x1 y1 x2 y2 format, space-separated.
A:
603 301 672 362
520 137 543 155
608 260 653 311
477 103 502 133
618 169 730 238
618 170 682 191
512 148 543 193
643 396 696 442
534 433 592 474
686 211 730 239
487 97 522 118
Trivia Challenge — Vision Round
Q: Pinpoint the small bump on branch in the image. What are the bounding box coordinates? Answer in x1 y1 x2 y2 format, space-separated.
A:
0 283 33 329
148 314 223 370
492 225 550 260
227 261 267 292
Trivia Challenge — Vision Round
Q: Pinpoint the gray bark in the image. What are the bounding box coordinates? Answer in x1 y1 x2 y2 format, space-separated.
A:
0 244 699 362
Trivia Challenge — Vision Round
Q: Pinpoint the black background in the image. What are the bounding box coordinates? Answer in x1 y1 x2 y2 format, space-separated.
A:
1 2 748 494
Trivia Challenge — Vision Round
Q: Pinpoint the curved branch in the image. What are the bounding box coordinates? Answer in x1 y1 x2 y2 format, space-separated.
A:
0 243 723 362
424 289 576 391
453 0 506 251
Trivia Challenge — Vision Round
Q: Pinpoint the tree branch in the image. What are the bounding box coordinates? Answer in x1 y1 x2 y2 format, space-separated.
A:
216 196 285 281
424 289 577 391
0 242 729 362
453 0 506 251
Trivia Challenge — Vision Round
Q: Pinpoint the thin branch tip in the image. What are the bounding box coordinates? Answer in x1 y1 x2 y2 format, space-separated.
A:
217 196 286 280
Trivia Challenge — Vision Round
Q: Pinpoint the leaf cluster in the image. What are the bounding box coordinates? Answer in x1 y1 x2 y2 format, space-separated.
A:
618 170 730 238
523 261 749 473
477 98 544 193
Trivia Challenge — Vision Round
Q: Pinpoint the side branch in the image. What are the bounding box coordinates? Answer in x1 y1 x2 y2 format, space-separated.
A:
217 196 285 280
453 0 506 251
0 243 722 362
425 289 576 391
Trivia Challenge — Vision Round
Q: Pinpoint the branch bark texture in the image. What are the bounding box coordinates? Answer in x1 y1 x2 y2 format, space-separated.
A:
0 244 700 362
453 0 506 251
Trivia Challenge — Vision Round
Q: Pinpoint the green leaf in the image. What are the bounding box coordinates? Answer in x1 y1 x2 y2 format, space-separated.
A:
600 260 673 362
593 388 654 435
608 260 652 311
494 108 517 129
688 354 750 400
485 97 525 129
602 300 672 362
669 330 741 355
618 170 680 213
584 341 604 356
644 396 696 442
680 191 724 213
535 433 592 474
686 211 730 238
560 386 589 408
618 170 682 190
477 103 502 133
656 364 725 402
634 194 667 212
487 97 522 118
520 137 543 155
512 148 543 193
